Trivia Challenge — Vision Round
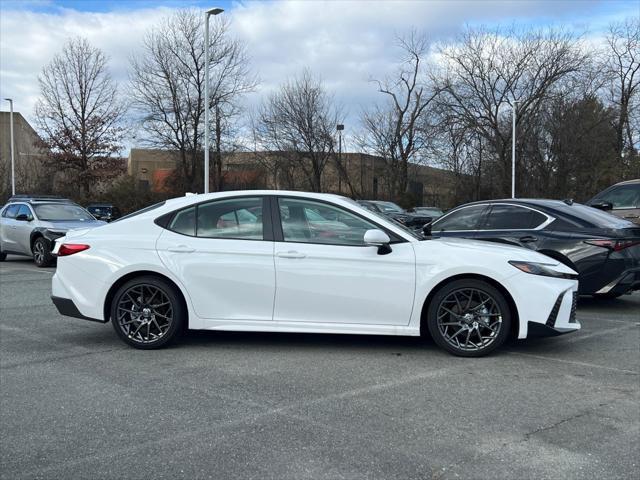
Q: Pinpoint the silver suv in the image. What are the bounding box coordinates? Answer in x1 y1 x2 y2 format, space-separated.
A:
0 196 106 267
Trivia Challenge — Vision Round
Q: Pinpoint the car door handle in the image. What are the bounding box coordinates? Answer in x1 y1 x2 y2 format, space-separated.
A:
276 251 306 259
167 245 195 253
519 235 538 243
623 215 639 219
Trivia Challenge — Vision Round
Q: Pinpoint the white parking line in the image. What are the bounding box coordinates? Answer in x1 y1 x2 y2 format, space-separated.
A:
506 351 639 375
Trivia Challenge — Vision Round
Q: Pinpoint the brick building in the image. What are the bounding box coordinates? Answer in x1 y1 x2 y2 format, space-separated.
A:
128 148 459 208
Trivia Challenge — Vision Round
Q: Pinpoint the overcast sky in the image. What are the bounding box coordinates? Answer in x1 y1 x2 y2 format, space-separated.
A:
1 0 637 152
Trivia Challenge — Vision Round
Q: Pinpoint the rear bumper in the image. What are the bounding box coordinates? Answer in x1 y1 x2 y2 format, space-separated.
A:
595 267 640 295
51 296 107 323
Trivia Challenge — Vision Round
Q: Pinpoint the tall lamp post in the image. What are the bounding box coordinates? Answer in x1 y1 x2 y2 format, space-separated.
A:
4 98 15 196
336 124 344 192
511 99 519 199
204 7 224 194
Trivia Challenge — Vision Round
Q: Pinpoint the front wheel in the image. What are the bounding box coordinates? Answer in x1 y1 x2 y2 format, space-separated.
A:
111 276 185 349
33 237 53 267
426 279 511 357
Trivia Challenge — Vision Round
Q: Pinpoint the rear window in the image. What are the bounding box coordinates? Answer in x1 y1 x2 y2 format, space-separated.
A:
552 203 635 229
114 201 166 222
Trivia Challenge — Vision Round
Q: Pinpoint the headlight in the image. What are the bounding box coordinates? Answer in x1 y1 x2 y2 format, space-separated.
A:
508 261 577 279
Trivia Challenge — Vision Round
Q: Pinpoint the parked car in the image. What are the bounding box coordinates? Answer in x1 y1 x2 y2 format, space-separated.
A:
587 179 640 225
86 203 122 222
357 200 433 229
427 199 640 298
0 196 106 267
410 206 444 220
52 190 579 356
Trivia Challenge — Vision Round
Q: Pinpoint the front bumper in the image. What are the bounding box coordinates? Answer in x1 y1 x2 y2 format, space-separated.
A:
51 296 106 323
527 291 579 337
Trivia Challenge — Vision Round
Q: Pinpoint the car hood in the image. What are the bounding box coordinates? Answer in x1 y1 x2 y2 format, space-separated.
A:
42 220 107 232
417 236 567 267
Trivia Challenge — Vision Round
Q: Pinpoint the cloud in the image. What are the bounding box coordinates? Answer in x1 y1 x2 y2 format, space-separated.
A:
0 0 635 151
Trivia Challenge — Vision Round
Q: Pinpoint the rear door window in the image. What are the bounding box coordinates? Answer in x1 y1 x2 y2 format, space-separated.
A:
2 204 20 218
480 205 548 230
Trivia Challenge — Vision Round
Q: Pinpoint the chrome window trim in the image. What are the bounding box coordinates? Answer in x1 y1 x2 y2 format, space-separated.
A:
432 202 555 233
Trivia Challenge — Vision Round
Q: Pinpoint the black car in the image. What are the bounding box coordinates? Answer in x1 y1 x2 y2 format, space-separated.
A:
86 203 122 222
427 199 640 298
357 200 433 229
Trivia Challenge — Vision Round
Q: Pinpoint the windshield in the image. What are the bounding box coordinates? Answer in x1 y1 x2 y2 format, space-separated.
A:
415 208 443 216
34 203 95 221
374 201 405 213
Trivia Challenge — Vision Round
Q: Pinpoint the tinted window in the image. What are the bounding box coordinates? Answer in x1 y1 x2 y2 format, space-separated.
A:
3 204 20 218
33 204 94 221
481 205 547 230
594 184 640 209
552 202 635 229
279 198 377 246
197 197 263 239
169 207 196 236
432 205 487 231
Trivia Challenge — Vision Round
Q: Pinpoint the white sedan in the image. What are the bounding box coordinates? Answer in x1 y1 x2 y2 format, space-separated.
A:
51 191 580 356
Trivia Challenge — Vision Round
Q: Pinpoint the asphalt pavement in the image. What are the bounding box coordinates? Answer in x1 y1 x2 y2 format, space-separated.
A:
1 255 638 480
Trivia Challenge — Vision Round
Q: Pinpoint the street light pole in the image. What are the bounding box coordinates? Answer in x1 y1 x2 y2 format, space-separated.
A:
511 100 518 199
337 124 344 193
4 98 15 196
204 7 224 194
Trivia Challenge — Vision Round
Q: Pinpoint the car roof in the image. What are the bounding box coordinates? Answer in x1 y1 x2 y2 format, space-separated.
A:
611 179 639 186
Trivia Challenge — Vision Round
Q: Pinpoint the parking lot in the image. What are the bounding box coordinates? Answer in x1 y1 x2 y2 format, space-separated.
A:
0 256 638 480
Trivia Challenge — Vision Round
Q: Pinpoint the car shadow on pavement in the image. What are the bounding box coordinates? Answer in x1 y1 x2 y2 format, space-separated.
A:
180 329 435 354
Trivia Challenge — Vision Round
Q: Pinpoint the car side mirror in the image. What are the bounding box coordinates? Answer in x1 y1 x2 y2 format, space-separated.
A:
15 213 31 222
364 229 392 255
590 201 613 211
422 222 433 237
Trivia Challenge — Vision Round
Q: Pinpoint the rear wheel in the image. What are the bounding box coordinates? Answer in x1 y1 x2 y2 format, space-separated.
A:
32 237 53 267
111 276 185 349
427 279 511 357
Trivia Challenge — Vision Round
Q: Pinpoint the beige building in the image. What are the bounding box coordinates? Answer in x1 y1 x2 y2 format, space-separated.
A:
128 148 460 207
0 111 48 199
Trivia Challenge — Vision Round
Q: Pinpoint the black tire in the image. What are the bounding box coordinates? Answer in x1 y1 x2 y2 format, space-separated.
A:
32 237 53 267
111 276 186 349
426 279 511 357
0 251 6 261
592 292 624 300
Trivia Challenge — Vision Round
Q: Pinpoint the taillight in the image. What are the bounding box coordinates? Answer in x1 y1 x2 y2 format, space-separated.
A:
58 244 90 257
584 239 640 251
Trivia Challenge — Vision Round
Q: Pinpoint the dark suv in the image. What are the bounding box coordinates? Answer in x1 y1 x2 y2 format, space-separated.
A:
86 203 122 222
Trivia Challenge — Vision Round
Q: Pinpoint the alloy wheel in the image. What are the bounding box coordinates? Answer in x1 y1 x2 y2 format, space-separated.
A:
116 284 174 344
33 241 45 265
436 288 503 352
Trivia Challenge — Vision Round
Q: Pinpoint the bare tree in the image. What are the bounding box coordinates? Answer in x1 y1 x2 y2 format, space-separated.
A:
434 26 588 197
359 33 437 199
603 18 640 161
129 9 256 192
35 37 124 196
252 69 342 193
